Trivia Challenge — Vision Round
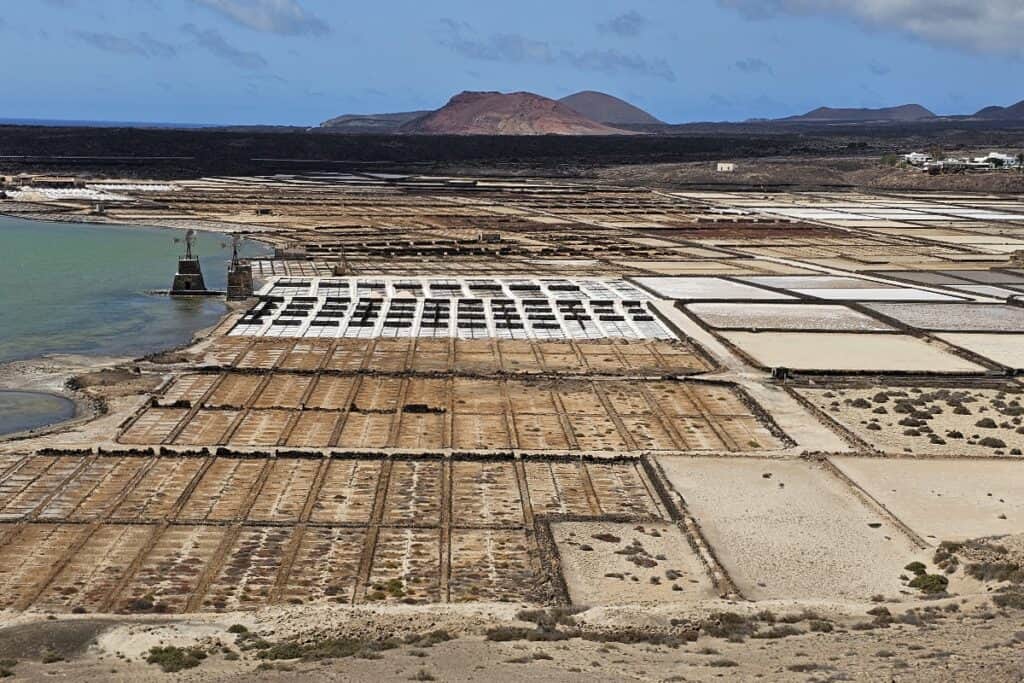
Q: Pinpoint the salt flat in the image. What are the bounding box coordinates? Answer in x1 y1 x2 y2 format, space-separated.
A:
686 303 892 331
658 457 921 600
832 456 1024 542
634 276 794 300
938 333 1024 369
720 331 985 372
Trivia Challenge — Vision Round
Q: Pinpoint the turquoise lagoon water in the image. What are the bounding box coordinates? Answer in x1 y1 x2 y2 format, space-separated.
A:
0 215 268 435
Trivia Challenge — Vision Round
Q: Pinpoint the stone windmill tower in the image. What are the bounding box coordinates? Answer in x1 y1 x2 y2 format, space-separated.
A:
227 234 254 300
171 229 208 294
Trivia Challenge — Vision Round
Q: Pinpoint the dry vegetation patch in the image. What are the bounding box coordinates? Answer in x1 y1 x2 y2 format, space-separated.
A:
805 385 1024 456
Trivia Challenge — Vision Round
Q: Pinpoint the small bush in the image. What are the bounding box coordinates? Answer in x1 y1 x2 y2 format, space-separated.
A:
227 624 248 634
808 620 833 633
403 630 453 648
708 659 738 668
485 626 575 643
146 646 207 673
788 663 833 673
701 612 758 640
908 573 949 594
582 628 691 647
751 625 802 639
992 591 1024 610
966 561 1023 583
904 562 927 575
506 651 554 663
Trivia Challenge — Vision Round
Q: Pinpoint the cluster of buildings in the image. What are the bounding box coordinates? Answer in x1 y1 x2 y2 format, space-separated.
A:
0 174 84 189
902 151 1023 174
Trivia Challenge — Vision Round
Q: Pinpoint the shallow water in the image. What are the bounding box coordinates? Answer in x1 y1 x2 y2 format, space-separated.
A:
0 390 76 436
0 216 268 364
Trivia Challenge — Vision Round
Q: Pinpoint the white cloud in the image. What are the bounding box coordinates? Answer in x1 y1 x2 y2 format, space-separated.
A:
437 19 676 81
182 23 267 69
598 11 649 37
720 0 1024 57
191 0 329 36
73 30 177 58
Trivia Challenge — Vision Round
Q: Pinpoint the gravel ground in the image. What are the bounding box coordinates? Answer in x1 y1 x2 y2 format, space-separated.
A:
801 385 1024 456
553 521 715 605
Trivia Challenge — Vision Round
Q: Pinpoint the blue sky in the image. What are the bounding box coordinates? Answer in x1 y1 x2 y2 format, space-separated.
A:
3 0 1022 125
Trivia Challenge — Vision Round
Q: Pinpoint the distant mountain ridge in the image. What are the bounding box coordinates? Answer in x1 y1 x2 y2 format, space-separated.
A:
973 99 1024 120
320 110 430 133
783 104 935 122
558 91 662 125
319 90 646 135
397 91 632 136
315 92 1024 135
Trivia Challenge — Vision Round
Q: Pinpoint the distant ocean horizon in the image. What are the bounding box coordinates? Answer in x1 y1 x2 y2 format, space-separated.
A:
0 117 217 129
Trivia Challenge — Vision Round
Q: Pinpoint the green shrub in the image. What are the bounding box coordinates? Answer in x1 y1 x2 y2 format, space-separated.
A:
403 630 453 648
908 574 949 594
992 591 1024 610
146 646 207 673
751 625 802 639
485 626 575 642
966 561 1023 583
701 612 758 640
709 659 738 668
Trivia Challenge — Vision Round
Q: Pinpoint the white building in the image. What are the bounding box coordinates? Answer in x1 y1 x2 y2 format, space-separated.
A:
902 152 932 166
973 152 1019 168
716 162 736 173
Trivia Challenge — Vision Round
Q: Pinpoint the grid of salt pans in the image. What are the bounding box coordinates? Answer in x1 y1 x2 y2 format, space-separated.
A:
229 277 674 340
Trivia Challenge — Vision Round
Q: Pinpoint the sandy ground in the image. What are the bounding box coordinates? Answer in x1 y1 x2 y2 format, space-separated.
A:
0 596 1022 682
720 331 985 373
831 456 1024 542
938 332 1024 369
0 353 125 401
0 354 166 452
658 456 925 601
800 386 1024 457
553 521 715 605
0 354 128 442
